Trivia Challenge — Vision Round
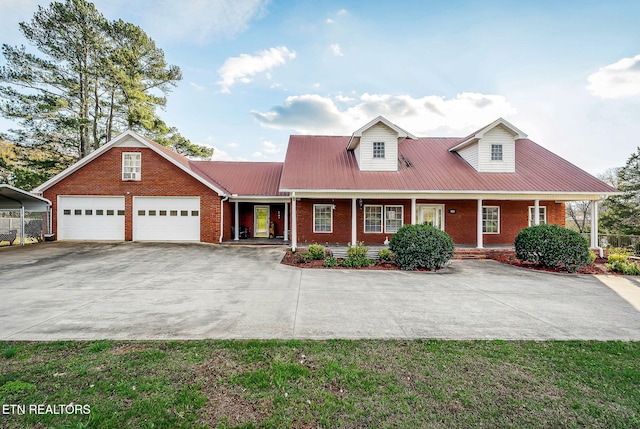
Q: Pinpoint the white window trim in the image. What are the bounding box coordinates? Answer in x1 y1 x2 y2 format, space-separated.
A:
122 152 141 181
372 141 385 159
384 205 404 233
490 144 503 161
482 206 500 234
363 204 383 233
528 206 547 226
313 204 333 233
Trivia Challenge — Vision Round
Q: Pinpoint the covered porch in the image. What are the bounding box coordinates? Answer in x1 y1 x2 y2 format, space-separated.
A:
227 197 290 242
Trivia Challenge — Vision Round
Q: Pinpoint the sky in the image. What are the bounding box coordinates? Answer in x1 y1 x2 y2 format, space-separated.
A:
1 0 640 176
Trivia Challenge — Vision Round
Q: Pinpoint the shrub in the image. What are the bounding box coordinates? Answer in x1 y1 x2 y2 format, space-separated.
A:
341 242 374 268
307 244 326 260
589 250 597 265
606 253 640 275
389 224 454 270
3 346 17 359
514 224 591 273
323 256 338 267
378 248 393 261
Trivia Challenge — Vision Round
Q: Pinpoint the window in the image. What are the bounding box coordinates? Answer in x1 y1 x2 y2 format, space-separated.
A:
528 206 547 226
364 205 383 233
482 206 500 234
74 209 82 215
385 206 404 233
170 210 177 216
313 204 333 233
117 210 125 216
96 210 104 215
491 144 503 161
191 210 199 216
106 210 114 216
148 210 156 216
159 210 167 216
373 142 385 158
138 210 145 216
122 152 141 180
85 210 92 215
181 210 188 216
63 209 71 215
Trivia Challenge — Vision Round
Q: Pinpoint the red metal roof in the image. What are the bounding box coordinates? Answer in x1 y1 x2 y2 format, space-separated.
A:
279 136 618 194
190 161 286 196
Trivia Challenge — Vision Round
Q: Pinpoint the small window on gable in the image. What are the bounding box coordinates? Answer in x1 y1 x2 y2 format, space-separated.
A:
491 144 503 161
373 142 385 158
122 152 141 180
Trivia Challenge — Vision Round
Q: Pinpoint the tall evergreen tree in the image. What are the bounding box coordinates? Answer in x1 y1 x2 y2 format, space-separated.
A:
0 0 212 188
601 147 640 235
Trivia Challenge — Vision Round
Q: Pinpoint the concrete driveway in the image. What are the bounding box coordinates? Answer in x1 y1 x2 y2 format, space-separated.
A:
1 242 639 341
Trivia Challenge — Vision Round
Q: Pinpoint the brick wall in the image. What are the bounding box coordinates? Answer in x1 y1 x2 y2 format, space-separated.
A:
43 147 221 243
294 198 566 246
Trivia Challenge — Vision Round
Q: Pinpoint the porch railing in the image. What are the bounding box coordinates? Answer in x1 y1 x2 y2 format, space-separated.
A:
582 234 640 256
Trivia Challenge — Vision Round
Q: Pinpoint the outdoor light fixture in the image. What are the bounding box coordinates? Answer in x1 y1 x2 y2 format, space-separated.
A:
358 199 363 210
449 209 456 214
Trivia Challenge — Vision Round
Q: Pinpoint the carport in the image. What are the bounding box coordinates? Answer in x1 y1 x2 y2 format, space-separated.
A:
0 184 51 246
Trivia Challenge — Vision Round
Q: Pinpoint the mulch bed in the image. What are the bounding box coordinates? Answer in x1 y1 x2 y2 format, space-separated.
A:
487 251 611 275
282 248 612 274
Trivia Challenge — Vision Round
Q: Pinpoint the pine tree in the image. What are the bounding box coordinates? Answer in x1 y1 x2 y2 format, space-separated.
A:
601 147 640 235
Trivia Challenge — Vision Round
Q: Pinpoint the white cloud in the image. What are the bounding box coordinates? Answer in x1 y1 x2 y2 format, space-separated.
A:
330 43 344 57
252 92 517 135
326 18 336 24
189 82 206 91
141 0 268 44
227 142 240 148
217 46 296 93
337 9 348 16
210 145 249 161
587 54 640 99
252 151 265 158
262 140 280 154
312 82 321 88
335 94 355 103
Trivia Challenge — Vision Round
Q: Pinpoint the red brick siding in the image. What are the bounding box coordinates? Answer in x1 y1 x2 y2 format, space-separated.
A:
294 198 566 246
43 147 221 243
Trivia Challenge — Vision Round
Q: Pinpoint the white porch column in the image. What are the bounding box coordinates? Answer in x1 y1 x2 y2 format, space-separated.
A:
534 199 540 226
20 205 25 246
411 198 417 225
351 198 357 244
591 200 602 256
291 193 297 251
477 199 484 249
284 202 289 242
234 201 239 241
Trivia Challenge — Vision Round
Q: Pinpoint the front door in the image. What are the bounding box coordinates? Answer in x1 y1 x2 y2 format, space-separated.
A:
254 206 269 238
418 205 444 230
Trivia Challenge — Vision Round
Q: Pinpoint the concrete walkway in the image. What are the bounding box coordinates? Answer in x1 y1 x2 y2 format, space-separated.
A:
1 242 639 341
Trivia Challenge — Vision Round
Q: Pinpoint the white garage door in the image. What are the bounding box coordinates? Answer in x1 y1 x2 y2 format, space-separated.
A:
58 196 125 240
133 197 200 241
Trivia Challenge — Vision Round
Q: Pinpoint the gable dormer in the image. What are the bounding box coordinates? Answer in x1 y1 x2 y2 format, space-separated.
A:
449 118 527 173
347 116 416 171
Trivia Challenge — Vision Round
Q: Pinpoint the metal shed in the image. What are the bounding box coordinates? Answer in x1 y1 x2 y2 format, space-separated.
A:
0 184 52 246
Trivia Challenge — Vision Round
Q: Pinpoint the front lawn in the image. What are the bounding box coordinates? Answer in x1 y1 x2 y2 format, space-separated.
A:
1 340 639 428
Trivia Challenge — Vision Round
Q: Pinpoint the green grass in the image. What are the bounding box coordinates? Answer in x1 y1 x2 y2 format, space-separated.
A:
0 340 639 428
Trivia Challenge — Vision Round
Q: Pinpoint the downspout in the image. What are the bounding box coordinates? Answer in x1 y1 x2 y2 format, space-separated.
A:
219 196 229 244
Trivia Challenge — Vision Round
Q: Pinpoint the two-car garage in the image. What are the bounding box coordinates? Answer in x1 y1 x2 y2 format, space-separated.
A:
57 196 200 241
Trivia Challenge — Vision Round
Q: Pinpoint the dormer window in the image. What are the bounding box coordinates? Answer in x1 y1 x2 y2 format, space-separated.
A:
491 144 503 161
373 142 385 158
123 152 141 180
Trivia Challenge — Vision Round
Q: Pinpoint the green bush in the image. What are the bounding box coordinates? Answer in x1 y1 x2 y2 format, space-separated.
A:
347 242 369 258
307 244 326 260
323 256 338 267
378 248 393 261
389 224 454 270
514 224 591 273
606 253 640 275
339 242 374 268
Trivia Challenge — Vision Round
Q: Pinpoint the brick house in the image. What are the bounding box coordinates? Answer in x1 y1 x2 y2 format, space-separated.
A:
34 117 618 251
